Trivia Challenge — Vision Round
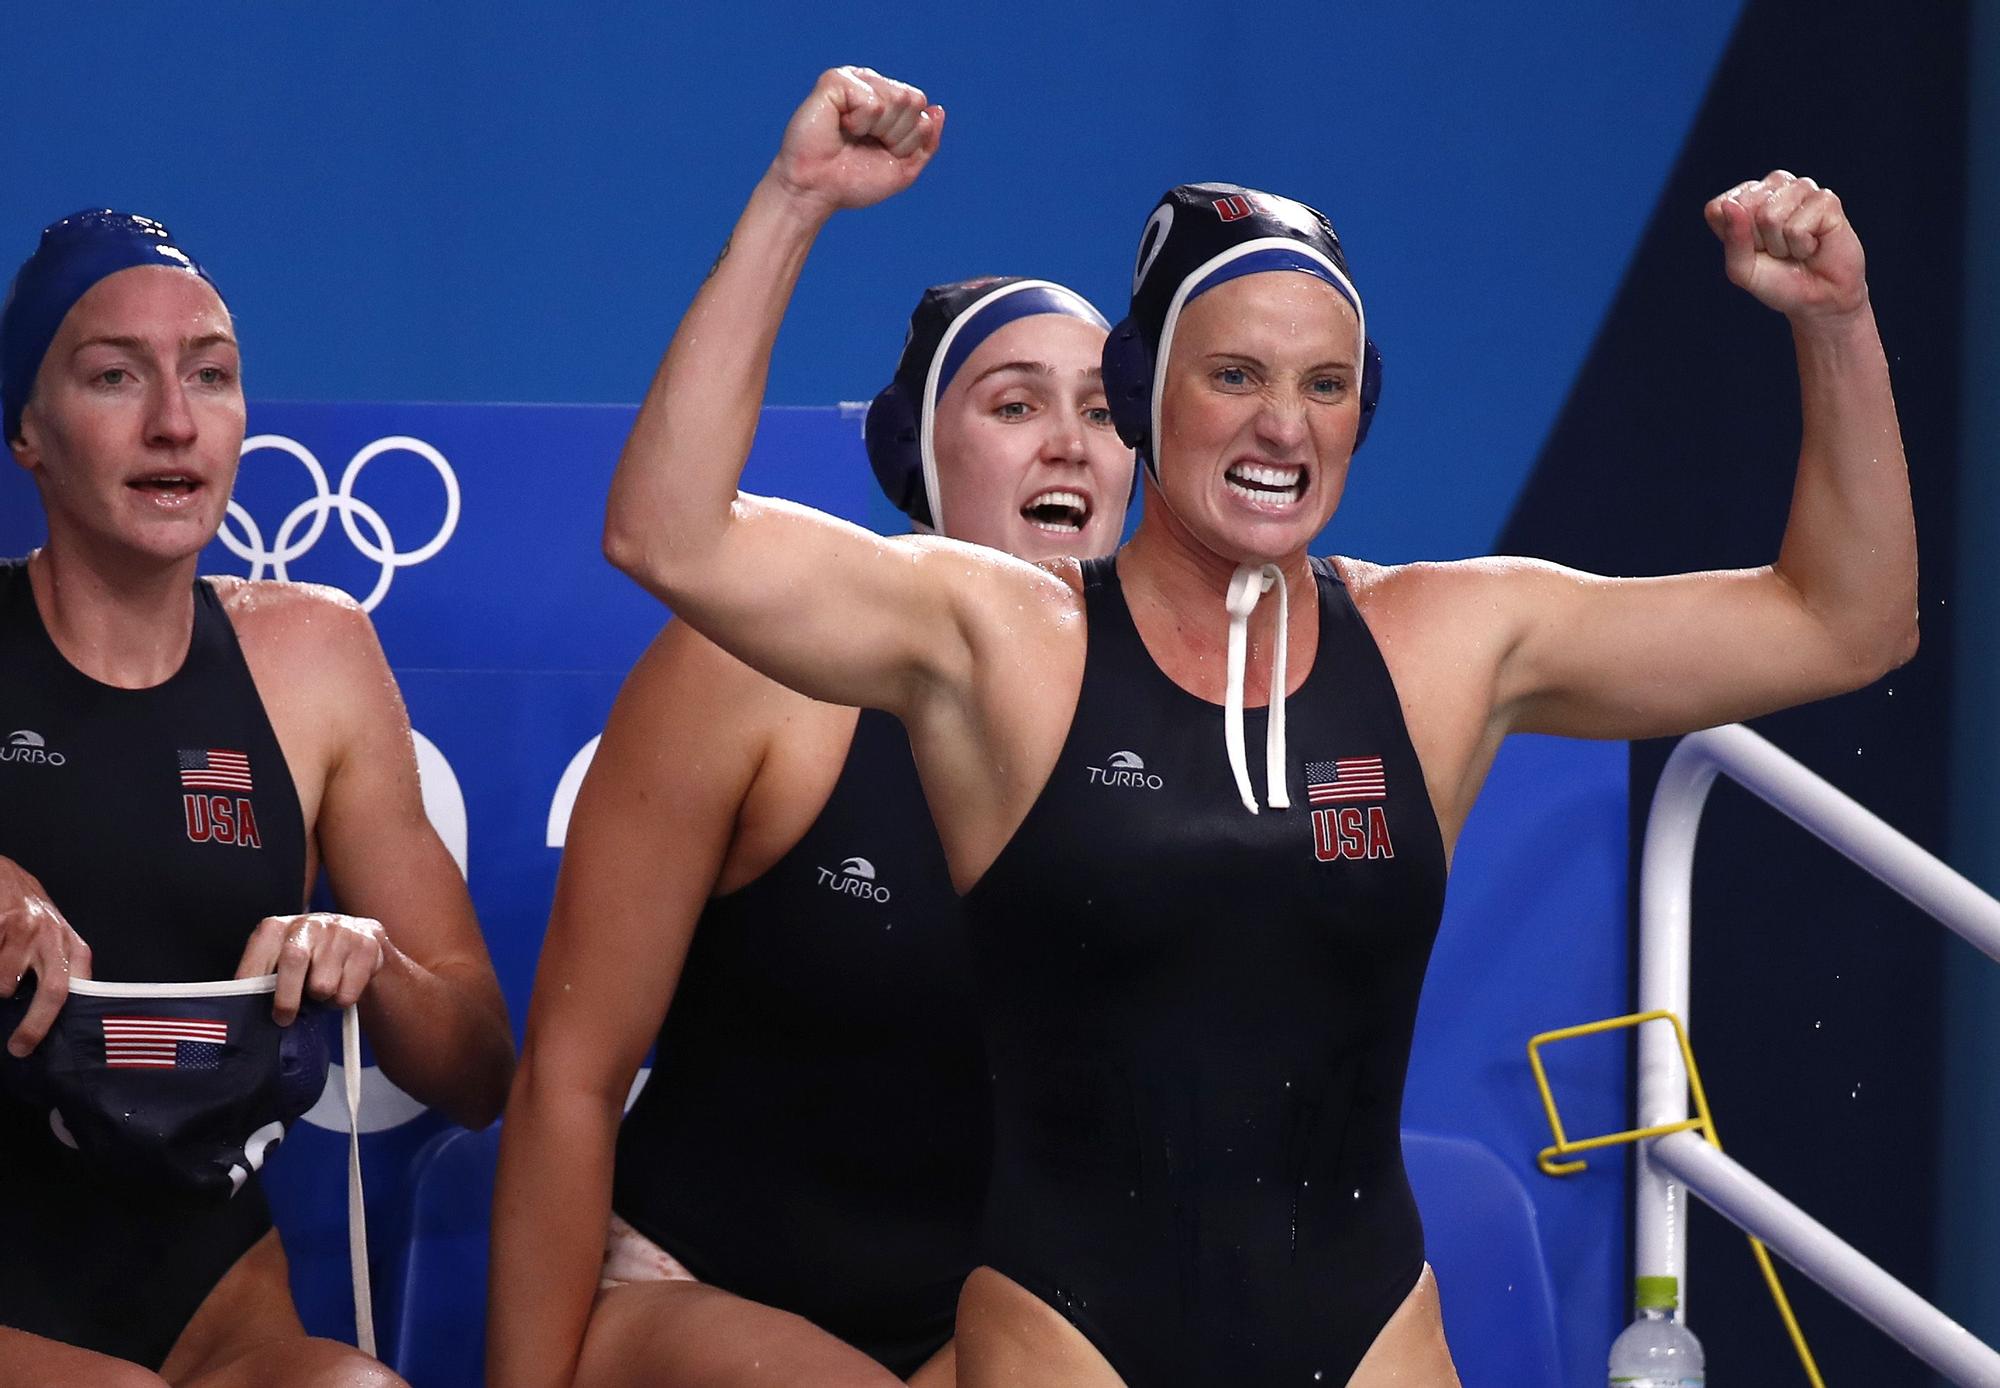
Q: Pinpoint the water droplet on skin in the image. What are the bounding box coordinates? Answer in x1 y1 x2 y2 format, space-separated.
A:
1814 1020 1821 1029
1352 1188 1362 1200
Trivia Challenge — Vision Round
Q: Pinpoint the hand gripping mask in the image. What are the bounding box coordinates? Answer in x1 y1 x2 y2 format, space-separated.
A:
0 975 326 1196
864 276 1109 532
0 975 380 1352
1 209 222 444
1101 183 1382 479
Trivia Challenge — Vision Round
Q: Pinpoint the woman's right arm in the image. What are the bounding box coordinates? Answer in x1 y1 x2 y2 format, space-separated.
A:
602 67 1048 721
486 620 776 1388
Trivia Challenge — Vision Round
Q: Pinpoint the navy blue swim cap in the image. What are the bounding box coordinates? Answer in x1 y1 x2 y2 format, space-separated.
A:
1 210 222 444
865 277 1109 531
1101 184 1381 475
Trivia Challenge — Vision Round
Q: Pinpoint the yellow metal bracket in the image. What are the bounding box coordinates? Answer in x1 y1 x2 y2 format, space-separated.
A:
1526 1009 1826 1388
1526 1009 1714 1177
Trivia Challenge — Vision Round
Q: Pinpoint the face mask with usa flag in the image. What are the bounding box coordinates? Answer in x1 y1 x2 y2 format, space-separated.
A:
0 974 328 1198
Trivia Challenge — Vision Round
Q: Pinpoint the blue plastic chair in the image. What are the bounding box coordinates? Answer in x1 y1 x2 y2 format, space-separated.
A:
1404 1129 1564 1386
388 1123 501 1388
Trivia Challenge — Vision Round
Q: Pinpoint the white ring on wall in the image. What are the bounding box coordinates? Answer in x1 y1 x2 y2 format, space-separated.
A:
411 729 469 879
547 736 602 849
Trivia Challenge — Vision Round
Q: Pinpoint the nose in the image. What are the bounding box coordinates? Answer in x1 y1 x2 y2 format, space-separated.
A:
1037 411 1089 469
145 377 198 450
1252 392 1308 454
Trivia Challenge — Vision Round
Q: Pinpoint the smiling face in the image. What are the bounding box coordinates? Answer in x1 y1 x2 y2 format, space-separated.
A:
929 313 1134 563
10 264 244 569
1153 271 1361 565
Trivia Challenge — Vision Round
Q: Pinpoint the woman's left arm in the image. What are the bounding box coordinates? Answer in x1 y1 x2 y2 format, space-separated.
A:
1487 170 1916 741
235 590 514 1129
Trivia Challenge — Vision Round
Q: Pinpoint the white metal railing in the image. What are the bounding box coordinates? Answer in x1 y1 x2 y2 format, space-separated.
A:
1638 723 2000 1386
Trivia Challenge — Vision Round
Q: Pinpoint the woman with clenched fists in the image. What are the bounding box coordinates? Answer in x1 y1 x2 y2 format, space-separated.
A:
596 63 1913 1388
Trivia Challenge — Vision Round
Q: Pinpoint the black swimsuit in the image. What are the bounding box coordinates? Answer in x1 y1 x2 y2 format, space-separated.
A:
0 559 307 1367
964 555 1448 1385
611 708 989 1376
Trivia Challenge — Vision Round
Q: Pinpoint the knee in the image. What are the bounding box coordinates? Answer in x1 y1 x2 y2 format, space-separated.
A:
275 1339 407 1388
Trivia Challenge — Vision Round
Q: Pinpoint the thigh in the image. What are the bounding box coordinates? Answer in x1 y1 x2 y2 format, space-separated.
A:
158 1228 404 1388
953 1267 1125 1388
1345 1263 1462 1388
906 1338 956 1388
578 1279 902 1388
0 1327 170 1388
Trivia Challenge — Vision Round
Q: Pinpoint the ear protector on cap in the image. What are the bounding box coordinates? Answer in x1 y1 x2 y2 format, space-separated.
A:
865 277 1109 532
1101 184 1381 476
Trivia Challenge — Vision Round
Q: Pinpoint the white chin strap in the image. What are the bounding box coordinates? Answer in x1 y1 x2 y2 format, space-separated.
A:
341 1004 374 1356
1224 563 1291 815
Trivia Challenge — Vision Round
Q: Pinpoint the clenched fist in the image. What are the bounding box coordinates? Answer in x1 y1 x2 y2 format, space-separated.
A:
768 66 944 217
1705 170 1866 322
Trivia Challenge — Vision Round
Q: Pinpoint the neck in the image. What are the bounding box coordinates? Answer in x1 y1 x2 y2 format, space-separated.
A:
1118 493 1318 702
28 535 201 689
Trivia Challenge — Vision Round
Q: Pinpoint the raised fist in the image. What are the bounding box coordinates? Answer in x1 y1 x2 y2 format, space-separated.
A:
1705 171 1866 322
769 67 944 216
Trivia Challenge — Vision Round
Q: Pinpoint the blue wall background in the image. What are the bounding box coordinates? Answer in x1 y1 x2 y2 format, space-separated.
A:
0 2 1740 564
4 2 1990 1383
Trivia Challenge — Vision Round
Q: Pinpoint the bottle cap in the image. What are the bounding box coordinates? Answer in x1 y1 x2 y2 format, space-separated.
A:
1634 1274 1680 1310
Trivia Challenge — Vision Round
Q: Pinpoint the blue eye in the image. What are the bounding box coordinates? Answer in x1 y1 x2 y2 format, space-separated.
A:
1215 366 1250 387
1084 406 1113 428
99 368 129 386
1310 375 1347 397
996 400 1030 419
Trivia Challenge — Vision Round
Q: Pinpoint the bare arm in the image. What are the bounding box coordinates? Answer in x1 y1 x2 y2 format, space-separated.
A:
1488 172 1915 739
234 592 514 1129
487 621 772 1388
601 67 1049 721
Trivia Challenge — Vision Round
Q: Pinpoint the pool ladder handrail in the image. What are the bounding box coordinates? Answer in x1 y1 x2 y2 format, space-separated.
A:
1637 723 2000 1386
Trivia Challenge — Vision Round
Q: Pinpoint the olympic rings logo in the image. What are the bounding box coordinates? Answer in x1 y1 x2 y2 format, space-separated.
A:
218 434 461 612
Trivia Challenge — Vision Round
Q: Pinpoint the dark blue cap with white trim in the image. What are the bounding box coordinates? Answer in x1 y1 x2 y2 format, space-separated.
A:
1102 183 1381 474
2 209 222 443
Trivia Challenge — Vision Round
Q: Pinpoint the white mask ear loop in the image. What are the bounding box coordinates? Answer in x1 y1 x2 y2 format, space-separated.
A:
342 1004 374 1356
1224 563 1291 814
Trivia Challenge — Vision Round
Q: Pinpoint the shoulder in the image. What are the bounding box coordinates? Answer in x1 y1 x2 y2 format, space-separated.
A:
902 534 1087 656
1333 553 1566 610
1330 554 1576 665
208 576 381 665
208 577 392 701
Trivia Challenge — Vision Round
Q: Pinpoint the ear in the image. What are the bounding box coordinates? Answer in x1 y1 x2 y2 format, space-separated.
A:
10 406 44 475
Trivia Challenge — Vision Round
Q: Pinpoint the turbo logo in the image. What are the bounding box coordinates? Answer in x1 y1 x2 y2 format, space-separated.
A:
816 856 892 903
1087 749 1163 790
0 729 66 767
218 434 461 612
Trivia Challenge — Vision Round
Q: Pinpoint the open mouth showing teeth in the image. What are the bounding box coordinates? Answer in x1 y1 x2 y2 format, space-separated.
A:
1022 489 1091 534
1225 461 1305 504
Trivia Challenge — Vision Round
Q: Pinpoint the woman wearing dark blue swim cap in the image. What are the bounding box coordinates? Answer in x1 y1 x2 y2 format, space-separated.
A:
0 212 515 1386
487 153 1134 1388
600 65 1914 1388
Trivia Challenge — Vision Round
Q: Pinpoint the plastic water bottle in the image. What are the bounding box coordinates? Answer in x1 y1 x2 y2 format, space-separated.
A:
1608 1275 1706 1386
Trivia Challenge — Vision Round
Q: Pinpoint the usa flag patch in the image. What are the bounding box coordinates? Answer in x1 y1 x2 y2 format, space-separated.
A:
102 1015 229 1070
